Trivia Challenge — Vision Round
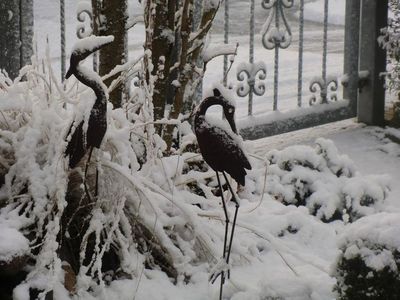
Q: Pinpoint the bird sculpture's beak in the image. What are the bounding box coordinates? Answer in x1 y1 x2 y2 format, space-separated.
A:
227 114 238 134
65 67 73 79
213 88 221 97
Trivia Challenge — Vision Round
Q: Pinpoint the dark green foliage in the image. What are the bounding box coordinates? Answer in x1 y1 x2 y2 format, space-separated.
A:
334 244 400 300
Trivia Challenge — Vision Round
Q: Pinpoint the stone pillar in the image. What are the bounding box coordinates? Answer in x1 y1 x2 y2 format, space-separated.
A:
343 0 361 116
358 0 388 125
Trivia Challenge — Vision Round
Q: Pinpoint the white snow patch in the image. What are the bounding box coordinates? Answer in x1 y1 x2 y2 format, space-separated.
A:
71 35 114 54
0 227 29 262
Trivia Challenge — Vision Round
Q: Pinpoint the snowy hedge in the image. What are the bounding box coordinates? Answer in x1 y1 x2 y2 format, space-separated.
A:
264 139 390 223
333 212 400 299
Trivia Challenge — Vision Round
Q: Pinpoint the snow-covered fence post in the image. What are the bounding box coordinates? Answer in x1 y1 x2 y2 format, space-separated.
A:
357 0 388 125
0 0 33 80
343 0 360 114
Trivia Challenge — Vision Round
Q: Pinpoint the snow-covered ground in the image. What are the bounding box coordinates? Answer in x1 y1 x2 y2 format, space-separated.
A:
2 1 399 300
111 119 400 300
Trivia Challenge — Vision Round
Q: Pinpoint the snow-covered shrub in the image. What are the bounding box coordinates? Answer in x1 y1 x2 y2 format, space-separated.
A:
333 212 400 299
265 138 389 222
0 53 253 299
0 32 263 298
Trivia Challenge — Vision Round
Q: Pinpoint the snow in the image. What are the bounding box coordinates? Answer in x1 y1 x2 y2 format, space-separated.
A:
5 76 398 299
301 0 345 26
71 35 114 55
202 43 238 63
0 227 29 262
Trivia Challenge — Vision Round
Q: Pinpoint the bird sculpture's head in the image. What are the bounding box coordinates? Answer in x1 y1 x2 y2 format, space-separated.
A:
65 36 114 79
213 88 237 134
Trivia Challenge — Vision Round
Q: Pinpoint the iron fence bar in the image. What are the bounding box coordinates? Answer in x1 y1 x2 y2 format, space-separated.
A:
60 0 66 82
248 0 255 116
92 0 99 72
309 0 337 105
20 0 34 69
236 0 266 114
297 0 304 107
223 0 229 86
273 8 280 111
321 0 329 103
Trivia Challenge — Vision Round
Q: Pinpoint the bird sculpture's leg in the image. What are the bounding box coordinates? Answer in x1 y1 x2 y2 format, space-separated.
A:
208 171 231 300
222 172 240 280
215 171 230 292
216 171 230 262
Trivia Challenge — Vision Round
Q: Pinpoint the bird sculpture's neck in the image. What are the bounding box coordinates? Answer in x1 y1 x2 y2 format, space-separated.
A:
74 66 107 110
195 96 237 134
196 96 223 117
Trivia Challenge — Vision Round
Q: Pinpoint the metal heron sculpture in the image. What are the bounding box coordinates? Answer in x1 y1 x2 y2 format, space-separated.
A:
64 36 113 168
194 88 251 298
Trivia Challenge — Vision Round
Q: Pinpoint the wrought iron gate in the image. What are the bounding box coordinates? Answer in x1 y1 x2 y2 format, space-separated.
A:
56 0 387 140
213 0 387 140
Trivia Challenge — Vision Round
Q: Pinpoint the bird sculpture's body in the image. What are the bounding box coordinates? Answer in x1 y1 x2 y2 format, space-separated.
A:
194 88 251 299
194 91 251 185
64 36 113 168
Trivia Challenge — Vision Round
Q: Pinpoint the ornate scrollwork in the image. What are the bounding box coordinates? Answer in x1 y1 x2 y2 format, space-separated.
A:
309 76 338 105
261 0 294 49
132 72 142 88
76 2 93 39
236 62 267 98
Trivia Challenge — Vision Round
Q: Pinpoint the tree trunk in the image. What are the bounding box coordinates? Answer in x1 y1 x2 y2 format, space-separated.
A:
144 0 177 130
144 0 220 146
98 0 128 108
0 0 33 80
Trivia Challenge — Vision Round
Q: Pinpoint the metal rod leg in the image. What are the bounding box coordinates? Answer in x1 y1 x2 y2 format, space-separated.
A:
216 171 229 292
219 276 224 300
216 171 230 259
222 172 240 279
